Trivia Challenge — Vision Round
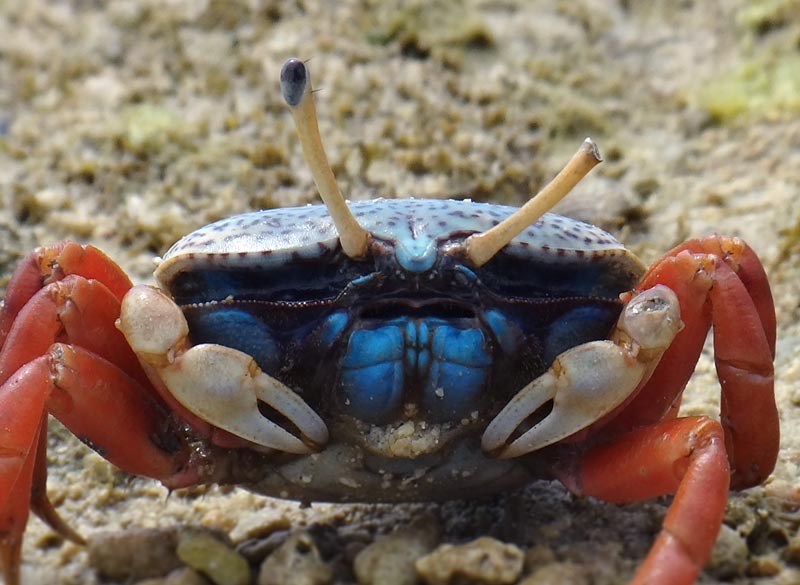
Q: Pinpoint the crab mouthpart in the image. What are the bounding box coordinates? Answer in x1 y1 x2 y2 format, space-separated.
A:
332 304 494 426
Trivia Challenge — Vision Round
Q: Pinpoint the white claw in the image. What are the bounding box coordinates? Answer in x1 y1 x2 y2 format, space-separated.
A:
117 285 189 368
482 285 682 458
118 285 328 454
159 345 328 454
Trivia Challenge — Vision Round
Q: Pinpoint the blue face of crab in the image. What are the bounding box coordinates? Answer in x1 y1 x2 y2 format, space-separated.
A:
156 199 643 428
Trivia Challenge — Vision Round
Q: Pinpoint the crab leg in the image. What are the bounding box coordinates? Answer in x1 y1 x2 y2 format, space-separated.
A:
0 346 182 584
661 236 775 353
0 363 46 585
603 236 778 488
0 273 181 469
30 418 84 546
0 275 149 389
0 241 132 347
0 242 184 584
573 416 730 585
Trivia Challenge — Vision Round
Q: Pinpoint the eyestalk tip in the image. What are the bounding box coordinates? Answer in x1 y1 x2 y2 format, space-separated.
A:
280 58 309 107
582 137 602 162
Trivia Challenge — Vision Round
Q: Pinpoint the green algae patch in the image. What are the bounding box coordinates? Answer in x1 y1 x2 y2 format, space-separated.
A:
737 0 800 35
696 0 800 123
696 52 800 123
118 104 184 155
367 0 494 67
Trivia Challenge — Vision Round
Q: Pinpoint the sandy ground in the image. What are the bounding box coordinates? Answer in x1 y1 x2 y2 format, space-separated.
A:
1 0 800 583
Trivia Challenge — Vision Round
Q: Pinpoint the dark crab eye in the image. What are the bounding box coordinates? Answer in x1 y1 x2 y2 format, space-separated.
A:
280 58 308 107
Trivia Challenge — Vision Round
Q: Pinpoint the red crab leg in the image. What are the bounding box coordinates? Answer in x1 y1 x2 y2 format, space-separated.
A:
0 275 149 390
0 241 132 347
0 346 181 585
0 249 217 442
665 236 775 353
0 273 173 462
0 448 37 585
0 366 45 585
30 416 84 546
0 243 179 584
576 416 729 585
44 344 179 477
602 236 777 488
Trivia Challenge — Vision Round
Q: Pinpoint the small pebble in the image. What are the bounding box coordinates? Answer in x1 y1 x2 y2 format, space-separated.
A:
135 567 208 585
746 555 783 578
237 529 292 565
518 561 589 585
706 524 748 579
230 512 292 543
258 530 333 585
176 528 250 585
88 528 182 581
782 534 800 565
353 515 440 585
415 537 524 585
523 544 556 571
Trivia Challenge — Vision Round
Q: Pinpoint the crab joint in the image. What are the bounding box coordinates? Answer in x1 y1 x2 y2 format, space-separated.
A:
281 58 371 259
119 285 328 453
481 286 682 458
464 138 602 267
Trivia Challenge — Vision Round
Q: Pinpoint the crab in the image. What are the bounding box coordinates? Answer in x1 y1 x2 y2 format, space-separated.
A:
0 58 778 585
